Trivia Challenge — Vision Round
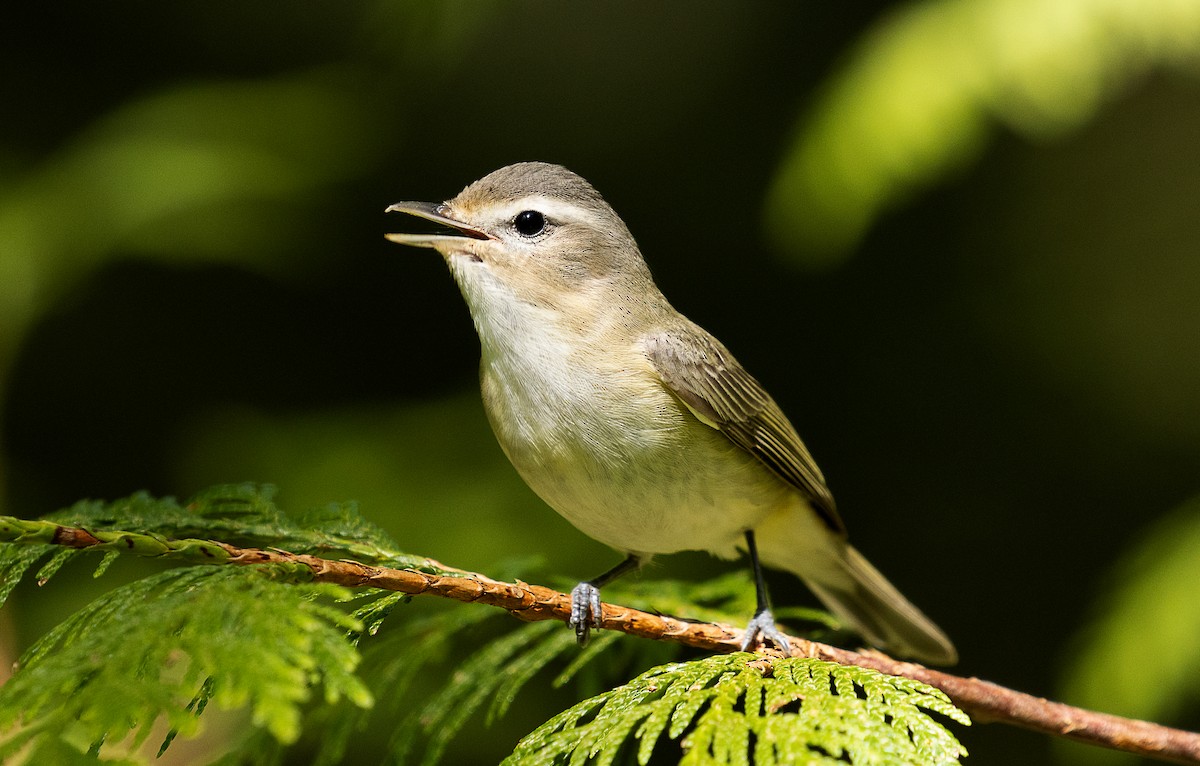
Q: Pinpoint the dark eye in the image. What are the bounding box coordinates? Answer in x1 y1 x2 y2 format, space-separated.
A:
513 210 546 237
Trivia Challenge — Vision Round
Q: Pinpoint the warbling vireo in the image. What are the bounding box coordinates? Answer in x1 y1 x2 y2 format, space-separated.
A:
385 162 956 665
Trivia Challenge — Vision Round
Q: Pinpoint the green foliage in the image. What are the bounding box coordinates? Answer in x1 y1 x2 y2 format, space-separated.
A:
0 488 969 764
0 537 58 607
0 484 440 614
0 486 438 762
305 605 506 765
327 571 854 766
1056 495 1200 765
0 70 382 334
506 653 968 766
56 483 411 562
0 565 370 763
765 0 1200 260
309 600 678 766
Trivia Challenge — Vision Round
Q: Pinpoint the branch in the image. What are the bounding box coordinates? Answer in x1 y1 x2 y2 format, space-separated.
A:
3 516 1198 764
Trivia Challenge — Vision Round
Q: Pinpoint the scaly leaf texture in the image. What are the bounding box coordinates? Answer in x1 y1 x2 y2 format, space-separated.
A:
0 485 445 613
0 565 371 763
0 540 50 606
506 653 969 766
54 483 425 567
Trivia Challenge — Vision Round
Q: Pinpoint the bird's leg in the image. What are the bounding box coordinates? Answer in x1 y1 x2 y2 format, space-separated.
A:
569 554 642 645
741 530 791 653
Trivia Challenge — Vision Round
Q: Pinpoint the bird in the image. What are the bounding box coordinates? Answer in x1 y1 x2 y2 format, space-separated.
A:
385 161 957 665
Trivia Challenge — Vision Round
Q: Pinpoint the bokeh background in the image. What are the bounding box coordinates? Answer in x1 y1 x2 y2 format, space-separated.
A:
2 2 1199 764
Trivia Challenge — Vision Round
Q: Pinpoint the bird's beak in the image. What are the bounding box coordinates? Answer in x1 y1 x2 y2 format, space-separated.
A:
384 201 494 248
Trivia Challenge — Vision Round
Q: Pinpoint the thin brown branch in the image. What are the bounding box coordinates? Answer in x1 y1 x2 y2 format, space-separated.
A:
29 520 1200 764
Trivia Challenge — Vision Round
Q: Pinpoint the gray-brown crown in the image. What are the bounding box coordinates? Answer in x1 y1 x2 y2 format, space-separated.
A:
454 162 610 212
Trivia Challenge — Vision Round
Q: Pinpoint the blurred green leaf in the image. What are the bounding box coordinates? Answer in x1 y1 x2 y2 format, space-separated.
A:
170 394 595 574
1056 495 1200 765
0 70 381 337
765 0 1200 262
362 0 496 68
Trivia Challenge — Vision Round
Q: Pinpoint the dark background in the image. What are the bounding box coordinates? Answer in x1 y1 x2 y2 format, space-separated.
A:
2 3 1198 764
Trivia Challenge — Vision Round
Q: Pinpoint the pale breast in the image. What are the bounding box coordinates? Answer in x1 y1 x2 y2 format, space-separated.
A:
454 259 791 556
479 332 790 557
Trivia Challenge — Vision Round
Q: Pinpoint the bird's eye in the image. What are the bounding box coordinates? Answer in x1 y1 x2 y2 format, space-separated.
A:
513 210 546 237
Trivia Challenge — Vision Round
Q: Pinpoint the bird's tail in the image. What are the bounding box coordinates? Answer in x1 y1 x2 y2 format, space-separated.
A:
756 509 957 665
803 545 957 665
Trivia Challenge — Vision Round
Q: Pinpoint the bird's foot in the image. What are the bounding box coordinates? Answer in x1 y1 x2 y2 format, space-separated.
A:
741 608 791 653
569 581 603 645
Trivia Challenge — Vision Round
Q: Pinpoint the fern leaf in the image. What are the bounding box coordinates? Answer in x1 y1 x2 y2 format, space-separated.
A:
348 589 412 638
553 630 623 689
43 484 434 570
343 610 670 766
506 653 969 766
305 605 500 766
0 565 372 762
0 521 58 606
32 547 75 584
417 620 574 766
488 624 580 724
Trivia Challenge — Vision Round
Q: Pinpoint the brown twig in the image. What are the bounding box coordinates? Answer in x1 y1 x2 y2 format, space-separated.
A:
21 519 1200 764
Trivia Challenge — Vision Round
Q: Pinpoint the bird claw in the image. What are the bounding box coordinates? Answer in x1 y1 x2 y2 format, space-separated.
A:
741 609 791 653
569 582 603 645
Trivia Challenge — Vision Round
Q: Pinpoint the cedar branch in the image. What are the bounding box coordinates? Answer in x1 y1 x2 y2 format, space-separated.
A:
4 516 1198 764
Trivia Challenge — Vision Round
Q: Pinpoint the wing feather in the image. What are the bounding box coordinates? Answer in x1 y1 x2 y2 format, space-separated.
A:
643 327 844 533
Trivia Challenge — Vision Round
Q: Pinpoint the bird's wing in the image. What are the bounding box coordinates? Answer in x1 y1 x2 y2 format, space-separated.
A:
643 326 845 534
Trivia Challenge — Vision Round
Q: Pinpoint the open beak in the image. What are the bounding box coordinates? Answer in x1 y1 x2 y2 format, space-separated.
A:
384 201 493 248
